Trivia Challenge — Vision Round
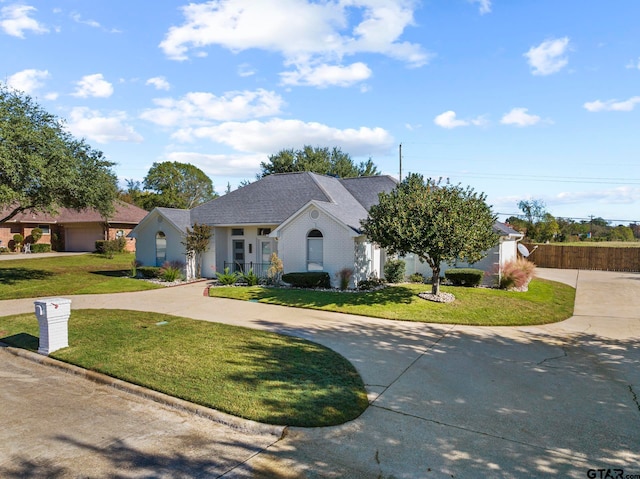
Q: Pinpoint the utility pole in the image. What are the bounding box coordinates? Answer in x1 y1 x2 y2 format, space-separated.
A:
399 143 402 182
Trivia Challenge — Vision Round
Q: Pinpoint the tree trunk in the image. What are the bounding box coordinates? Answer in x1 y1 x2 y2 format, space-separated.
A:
431 266 441 295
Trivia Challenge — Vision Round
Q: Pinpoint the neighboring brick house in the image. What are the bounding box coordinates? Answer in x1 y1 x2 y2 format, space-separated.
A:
0 201 148 252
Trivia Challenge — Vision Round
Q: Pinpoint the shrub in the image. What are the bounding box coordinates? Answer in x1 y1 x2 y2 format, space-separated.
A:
444 268 484 287
266 252 284 285
159 261 184 282
241 268 260 286
383 259 406 283
95 238 126 258
30 227 43 244
409 273 425 283
0 246 9 254
499 258 537 291
336 267 354 290
357 275 385 291
281 272 331 289
138 266 160 279
216 267 239 285
31 243 51 253
12 234 24 252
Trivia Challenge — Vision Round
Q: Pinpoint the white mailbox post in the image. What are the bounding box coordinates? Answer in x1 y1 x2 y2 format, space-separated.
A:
34 298 71 355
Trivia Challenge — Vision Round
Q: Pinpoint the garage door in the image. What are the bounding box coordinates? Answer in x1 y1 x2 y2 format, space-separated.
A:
65 225 104 252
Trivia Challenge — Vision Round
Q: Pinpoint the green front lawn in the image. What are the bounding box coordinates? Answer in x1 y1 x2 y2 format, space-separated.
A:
209 279 575 326
0 253 162 299
0 310 368 427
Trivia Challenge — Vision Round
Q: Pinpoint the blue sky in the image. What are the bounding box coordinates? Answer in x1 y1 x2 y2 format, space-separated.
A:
2 0 639 224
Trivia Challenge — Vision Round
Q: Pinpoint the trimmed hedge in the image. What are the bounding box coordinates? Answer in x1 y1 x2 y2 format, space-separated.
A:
31 243 51 253
138 266 160 279
95 237 126 255
444 268 484 287
282 272 331 289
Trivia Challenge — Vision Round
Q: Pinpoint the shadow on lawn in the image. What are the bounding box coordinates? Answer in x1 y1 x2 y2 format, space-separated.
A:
0 267 53 285
248 285 417 308
89 269 130 278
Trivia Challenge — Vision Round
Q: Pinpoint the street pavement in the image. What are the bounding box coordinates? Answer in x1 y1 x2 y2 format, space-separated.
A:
1 267 639 478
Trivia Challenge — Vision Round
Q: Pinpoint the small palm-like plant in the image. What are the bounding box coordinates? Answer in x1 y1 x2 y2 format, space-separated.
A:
216 267 239 285
241 268 260 286
159 261 184 282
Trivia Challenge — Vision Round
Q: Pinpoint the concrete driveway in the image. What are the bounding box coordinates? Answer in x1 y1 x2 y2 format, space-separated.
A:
1 269 639 478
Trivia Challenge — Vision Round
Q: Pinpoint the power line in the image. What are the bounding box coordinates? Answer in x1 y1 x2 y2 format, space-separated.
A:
407 169 640 185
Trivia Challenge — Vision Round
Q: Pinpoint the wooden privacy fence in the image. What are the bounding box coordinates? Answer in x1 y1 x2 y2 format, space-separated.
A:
523 243 640 272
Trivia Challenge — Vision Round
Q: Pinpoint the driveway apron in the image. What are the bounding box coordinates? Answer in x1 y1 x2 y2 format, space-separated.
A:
1 269 639 478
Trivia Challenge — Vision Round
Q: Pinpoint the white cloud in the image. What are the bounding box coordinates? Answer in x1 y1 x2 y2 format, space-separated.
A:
72 73 114 98
584 96 640 112
281 62 372 87
524 37 570 76
173 118 394 156
434 111 469 129
71 12 100 28
146 76 171 90
434 111 488 129
237 63 256 77
159 0 429 84
165 151 264 179
0 4 48 38
7 69 50 93
140 89 284 126
625 57 640 70
469 0 492 15
555 186 640 205
500 107 541 127
66 107 143 144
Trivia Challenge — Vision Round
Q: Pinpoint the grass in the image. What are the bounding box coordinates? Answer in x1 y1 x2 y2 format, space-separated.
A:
209 279 575 326
0 253 162 300
0 309 368 427
547 241 640 247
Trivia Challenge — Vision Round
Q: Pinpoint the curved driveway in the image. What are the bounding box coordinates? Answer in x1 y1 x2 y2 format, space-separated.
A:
1 268 639 478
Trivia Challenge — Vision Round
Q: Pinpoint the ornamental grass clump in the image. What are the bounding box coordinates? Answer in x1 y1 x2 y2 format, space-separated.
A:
159 261 184 282
336 267 354 290
499 258 536 291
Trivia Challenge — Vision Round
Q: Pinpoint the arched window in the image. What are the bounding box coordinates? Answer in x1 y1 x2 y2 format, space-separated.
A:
307 229 323 271
156 231 166 266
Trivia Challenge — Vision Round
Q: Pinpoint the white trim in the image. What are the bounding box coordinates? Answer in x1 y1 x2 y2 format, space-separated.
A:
270 201 361 239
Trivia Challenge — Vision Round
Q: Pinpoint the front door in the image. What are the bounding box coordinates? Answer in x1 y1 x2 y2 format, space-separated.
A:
232 240 245 272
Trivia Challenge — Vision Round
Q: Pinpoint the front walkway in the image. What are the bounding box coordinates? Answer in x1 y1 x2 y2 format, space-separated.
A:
1 269 639 478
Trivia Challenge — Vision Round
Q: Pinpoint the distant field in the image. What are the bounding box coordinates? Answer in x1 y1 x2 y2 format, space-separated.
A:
546 241 640 248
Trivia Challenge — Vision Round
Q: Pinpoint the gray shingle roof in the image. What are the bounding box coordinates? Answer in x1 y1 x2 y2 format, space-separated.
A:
156 207 191 232
493 222 524 236
340 175 398 210
190 172 392 227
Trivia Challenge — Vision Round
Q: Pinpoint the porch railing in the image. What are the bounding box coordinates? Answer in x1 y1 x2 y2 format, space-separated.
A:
224 262 270 277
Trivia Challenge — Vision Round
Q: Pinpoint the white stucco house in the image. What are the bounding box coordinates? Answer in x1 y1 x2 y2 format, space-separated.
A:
130 171 523 287
130 172 397 286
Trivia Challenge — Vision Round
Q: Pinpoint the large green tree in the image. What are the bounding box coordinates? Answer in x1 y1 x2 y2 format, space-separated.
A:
361 174 498 295
0 85 118 223
259 146 380 178
141 161 217 210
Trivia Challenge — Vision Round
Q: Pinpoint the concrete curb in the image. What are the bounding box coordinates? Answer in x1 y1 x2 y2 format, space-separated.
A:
1 344 287 439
